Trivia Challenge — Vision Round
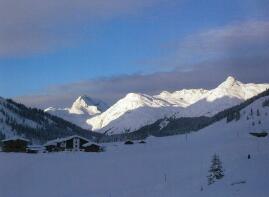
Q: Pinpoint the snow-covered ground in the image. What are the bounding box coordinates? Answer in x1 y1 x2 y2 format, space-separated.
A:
1 96 269 197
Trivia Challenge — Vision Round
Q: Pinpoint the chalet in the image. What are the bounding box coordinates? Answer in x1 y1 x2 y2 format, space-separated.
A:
2 137 30 152
124 140 134 145
26 145 45 153
139 140 146 144
83 143 103 152
44 135 90 152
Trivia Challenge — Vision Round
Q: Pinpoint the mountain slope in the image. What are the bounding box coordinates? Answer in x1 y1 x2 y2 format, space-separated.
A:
87 93 180 134
1 92 269 197
87 76 269 135
45 95 108 128
0 97 102 144
69 95 108 115
101 88 269 141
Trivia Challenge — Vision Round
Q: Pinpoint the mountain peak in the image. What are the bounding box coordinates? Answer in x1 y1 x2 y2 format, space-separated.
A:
226 76 236 82
125 93 147 100
76 95 92 103
70 95 108 115
218 76 241 88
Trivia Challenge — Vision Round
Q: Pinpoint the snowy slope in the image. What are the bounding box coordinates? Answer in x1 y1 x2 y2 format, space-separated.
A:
155 88 209 107
87 76 269 135
87 93 181 134
1 95 269 197
0 98 39 139
69 95 108 115
0 97 98 143
177 76 269 117
45 95 108 128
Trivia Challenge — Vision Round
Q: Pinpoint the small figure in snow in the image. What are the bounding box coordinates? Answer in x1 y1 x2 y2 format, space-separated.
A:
248 154 251 159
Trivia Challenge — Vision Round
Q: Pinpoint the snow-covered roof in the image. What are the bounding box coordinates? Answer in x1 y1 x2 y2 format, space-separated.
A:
27 145 45 150
82 142 100 147
44 135 90 146
2 136 30 142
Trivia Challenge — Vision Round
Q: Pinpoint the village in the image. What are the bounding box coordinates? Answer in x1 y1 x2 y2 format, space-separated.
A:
0 135 103 153
0 135 147 154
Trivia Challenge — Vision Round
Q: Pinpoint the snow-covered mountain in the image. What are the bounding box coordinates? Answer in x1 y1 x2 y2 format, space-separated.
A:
0 97 99 143
2 93 269 197
178 76 269 117
45 95 108 128
69 95 108 115
87 76 269 135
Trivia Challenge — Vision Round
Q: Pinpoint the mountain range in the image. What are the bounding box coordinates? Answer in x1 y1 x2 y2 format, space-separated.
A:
1 76 268 143
1 77 269 197
46 76 269 135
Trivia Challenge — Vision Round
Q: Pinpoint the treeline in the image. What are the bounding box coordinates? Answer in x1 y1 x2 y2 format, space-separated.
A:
0 99 103 143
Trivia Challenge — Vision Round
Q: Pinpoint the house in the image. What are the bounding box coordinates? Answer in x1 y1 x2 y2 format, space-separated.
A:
26 145 45 153
2 137 30 152
83 143 103 152
44 135 90 152
124 140 134 145
139 140 146 144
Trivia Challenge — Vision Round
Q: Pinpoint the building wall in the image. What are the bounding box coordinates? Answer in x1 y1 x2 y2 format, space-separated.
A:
2 140 28 152
45 137 90 152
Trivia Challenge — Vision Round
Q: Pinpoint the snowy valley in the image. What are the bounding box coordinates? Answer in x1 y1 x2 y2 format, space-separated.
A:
1 1 269 196
1 91 269 197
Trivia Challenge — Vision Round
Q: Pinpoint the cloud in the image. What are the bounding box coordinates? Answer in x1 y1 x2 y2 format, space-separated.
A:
15 56 269 109
161 21 269 66
13 20 269 108
0 0 164 57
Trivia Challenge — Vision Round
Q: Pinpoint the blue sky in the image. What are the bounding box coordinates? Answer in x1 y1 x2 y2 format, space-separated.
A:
0 0 269 107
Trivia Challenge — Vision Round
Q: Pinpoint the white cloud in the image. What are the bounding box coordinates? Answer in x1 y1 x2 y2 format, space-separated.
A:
174 21 269 62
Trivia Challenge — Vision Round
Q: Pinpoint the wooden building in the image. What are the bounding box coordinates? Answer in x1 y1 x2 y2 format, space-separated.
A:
124 140 134 145
2 137 30 152
44 135 90 152
26 145 45 153
83 143 103 152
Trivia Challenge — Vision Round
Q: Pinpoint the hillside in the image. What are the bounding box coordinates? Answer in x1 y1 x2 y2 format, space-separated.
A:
1 89 269 197
0 97 102 144
87 76 269 135
45 95 108 128
101 88 269 142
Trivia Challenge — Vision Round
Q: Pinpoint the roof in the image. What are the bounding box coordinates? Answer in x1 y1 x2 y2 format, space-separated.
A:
27 145 45 151
82 142 100 147
2 136 30 142
44 135 90 146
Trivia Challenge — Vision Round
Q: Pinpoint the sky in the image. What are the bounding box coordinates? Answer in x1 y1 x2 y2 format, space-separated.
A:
0 0 269 108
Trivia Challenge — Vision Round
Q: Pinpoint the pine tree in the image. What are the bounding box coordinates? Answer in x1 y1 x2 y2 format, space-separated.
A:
227 111 233 122
207 154 224 185
257 109 260 116
262 99 269 107
235 111 240 121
